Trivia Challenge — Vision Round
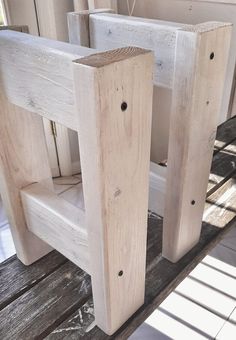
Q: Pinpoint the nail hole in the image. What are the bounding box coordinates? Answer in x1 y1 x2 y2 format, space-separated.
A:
206 101 210 105
191 200 196 205
210 52 214 60
121 102 128 112
118 270 123 277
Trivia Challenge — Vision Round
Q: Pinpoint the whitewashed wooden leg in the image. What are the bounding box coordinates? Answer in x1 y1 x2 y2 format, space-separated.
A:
73 47 154 335
0 93 53 265
163 23 232 262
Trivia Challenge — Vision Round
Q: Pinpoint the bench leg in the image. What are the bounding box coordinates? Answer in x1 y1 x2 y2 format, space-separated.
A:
163 23 232 262
73 48 153 334
0 94 53 265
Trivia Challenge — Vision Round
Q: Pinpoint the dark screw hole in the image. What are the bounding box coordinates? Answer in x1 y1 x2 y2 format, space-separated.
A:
191 200 196 206
118 270 123 277
210 52 214 60
121 102 128 112
206 101 210 105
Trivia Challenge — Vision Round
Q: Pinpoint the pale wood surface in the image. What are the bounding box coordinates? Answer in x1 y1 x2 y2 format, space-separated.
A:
73 0 89 11
35 0 77 176
89 13 185 88
73 47 154 334
21 183 89 272
0 117 235 339
68 11 90 46
0 30 95 130
88 0 117 12
0 93 53 265
118 0 236 124
35 0 74 42
163 22 232 262
68 9 114 47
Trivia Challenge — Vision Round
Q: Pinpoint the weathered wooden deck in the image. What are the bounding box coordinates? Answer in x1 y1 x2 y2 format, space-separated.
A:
0 117 236 340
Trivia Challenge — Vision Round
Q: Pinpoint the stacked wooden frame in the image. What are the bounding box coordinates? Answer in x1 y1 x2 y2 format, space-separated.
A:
0 9 232 337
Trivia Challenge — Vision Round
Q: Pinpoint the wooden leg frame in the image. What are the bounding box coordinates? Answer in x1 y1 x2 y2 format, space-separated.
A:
68 10 232 262
0 30 153 335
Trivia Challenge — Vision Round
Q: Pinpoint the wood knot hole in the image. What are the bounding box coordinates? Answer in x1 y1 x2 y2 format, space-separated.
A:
121 102 128 112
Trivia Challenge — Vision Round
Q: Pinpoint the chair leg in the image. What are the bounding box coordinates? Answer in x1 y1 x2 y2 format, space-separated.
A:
0 93 53 265
73 47 154 335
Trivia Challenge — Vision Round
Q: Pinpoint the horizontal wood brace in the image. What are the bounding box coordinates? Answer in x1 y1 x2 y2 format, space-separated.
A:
20 183 90 273
89 13 232 89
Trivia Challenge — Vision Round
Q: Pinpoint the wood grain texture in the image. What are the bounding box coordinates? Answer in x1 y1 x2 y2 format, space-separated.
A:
118 0 236 125
214 117 236 153
35 0 74 42
89 13 186 88
21 183 89 272
0 30 95 130
73 47 154 334
1 118 236 340
0 262 91 340
163 22 232 262
0 251 66 310
67 9 114 47
0 92 53 265
45 174 236 339
73 0 89 11
208 140 236 196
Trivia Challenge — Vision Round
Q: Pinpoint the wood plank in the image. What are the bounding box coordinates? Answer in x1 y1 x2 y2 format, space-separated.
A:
0 30 95 130
88 0 117 12
46 174 236 339
0 25 29 32
73 47 154 334
0 251 66 310
0 92 53 265
35 0 74 42
89 13 186 88
163 22 232 262
208 140 236 196
73 0 89 11
21 183 89 273
0 262 91 340
214 117 236 153
67 9 114 47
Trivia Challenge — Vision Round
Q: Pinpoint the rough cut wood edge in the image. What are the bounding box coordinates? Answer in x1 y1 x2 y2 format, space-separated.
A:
21 183 89 273
162 22 232 262
0 93 53 265
73 47 154 334
67 9 114 47
0 30 95 131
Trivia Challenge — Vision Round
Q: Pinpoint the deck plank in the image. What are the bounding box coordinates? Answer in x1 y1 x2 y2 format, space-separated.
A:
0 118 235 339
214 117 236 153
0 251 66 310
0 262 91 340
46 176 236 339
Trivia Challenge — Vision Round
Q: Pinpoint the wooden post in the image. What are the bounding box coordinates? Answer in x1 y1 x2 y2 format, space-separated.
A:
163 22 232 262
73 0 88 11
0 93 53 265
67 9 113 47
73 47 154 334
